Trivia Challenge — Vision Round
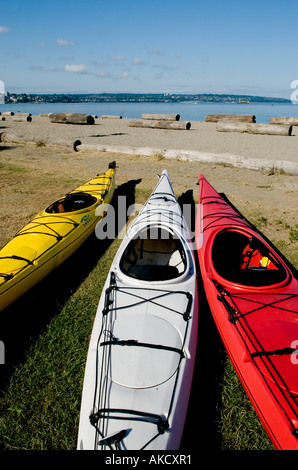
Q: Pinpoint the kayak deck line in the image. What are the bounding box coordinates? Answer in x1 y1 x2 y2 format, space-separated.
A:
100 338 185 357
132 212 186 235
102 283 193 321
0 219 79 282
16 218 79 239
251 347 298 359
70 176 113 197
229 292 298 318
90 408 170 450
90 265 193 449
214 280 298 318
212 279 298 440
201 210 248 232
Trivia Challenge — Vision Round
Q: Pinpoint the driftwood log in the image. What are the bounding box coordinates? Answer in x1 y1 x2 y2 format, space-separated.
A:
141 113 180 121
12 115 32 122
269 117 298 126
16 112 32 116
217 121 292 136
49 113 95 125
0 132 31 144
40 113 52 117
205 114 256 123
129 119 191 130
0 132 81 151
100 115 122 119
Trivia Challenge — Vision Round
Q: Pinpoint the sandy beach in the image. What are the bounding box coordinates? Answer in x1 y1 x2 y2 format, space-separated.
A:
1 115 298 173
0 116 297 264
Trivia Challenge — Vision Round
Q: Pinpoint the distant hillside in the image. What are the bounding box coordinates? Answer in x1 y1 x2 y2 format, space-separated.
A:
5 92 291 104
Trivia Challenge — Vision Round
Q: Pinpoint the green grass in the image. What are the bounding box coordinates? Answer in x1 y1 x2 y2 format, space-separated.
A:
219 359 274 450
0 162 28 173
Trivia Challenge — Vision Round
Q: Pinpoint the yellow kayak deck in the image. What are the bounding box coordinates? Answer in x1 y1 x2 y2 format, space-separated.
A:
0 161 116 311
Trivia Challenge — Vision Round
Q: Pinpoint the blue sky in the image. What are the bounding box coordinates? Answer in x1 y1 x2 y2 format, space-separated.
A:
0 0 297 98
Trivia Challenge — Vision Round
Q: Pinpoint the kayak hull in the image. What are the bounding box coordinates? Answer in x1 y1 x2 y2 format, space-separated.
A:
195 174 298 450
77 170 198 450
0 163 116 311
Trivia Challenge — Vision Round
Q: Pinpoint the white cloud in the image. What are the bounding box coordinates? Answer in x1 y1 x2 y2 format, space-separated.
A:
57 39 74 47
93 61 107 68
110 55 126 62
117 71 130 79
59 56 76 62
0 26 10 33
148 49 165 56
96 70 111 78
64 64 88 73
133 57 145 65
152 64 179 71
30 65 56 72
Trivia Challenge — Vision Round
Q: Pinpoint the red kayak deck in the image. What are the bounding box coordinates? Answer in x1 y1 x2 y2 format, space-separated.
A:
195 174 298 450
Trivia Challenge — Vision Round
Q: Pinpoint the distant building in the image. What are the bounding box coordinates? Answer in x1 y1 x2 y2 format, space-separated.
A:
0 80 5 104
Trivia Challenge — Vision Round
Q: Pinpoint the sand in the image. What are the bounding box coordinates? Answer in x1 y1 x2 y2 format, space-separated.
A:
0 135 297 261
1 115 298 173
0 114 297 263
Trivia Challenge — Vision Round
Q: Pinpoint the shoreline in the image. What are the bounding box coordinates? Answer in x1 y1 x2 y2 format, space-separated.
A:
0 116 297 174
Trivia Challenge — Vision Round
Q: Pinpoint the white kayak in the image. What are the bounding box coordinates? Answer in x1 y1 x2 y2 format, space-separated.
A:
77 170 198 450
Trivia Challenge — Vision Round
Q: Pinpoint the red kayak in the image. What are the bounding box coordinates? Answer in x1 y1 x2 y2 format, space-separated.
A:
195 174 298 450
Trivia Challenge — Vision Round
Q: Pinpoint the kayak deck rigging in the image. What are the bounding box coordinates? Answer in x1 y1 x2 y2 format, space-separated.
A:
90 409 170 450
16 216 79 239
214 279 298 324
90 271 193 449
214 279 298 437
133 208 185 235
199 193 250 231
0 218 79 281
102 284 193 321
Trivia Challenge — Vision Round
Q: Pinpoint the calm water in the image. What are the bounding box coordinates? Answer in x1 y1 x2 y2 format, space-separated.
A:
1 101 298 123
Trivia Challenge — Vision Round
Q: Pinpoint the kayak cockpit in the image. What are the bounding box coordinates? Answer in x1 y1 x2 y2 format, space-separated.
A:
212 229 287 287
120 226 186 281
45 192 97 214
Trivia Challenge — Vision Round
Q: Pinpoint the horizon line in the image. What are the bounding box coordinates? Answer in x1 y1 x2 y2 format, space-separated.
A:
5 91 291 101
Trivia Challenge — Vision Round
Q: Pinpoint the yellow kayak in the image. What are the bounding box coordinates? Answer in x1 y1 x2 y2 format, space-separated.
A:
0 161 117 311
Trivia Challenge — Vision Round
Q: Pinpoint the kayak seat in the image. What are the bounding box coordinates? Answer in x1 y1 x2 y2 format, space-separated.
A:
120 227 186 281
45 192 97 214
127 265 179 281
212 229 287 287
237 267 286 286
